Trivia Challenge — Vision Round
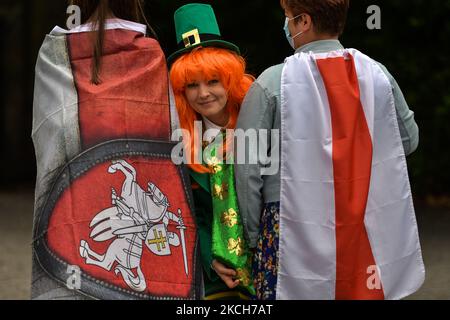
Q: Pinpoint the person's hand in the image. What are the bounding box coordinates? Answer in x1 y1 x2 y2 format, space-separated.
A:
211 259 240 289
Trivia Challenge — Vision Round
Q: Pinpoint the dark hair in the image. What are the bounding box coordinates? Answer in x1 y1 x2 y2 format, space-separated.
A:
69 0 157 84
281 0 350 36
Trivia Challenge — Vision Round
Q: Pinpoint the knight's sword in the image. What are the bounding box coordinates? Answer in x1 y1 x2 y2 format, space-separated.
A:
176 209 189 276
113 224 149 236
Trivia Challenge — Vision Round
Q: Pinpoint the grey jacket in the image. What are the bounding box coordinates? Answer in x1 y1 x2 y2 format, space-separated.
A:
235 40 419 248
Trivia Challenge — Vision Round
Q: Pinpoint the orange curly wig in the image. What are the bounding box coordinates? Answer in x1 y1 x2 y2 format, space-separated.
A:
170 47 254 173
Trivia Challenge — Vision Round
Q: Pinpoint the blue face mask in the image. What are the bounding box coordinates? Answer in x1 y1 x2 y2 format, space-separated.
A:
284 16 304 50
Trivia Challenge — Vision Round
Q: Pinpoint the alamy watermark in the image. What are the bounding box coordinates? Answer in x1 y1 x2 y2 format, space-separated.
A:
171 122 280 176
367 5 382 30
66 5 81 30
367 265 382 290
66 265 82 290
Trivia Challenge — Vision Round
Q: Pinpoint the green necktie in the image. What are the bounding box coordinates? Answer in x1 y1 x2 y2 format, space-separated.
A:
205 132 255 296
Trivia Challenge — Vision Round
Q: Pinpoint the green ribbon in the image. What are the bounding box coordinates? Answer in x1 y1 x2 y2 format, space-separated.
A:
205 133 255 296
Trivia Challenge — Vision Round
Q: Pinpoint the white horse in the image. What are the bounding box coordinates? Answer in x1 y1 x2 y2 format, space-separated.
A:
79 160 182 292
80 224 146 292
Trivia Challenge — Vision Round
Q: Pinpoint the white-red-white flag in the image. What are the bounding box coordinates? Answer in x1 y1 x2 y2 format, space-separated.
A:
279 49 425 300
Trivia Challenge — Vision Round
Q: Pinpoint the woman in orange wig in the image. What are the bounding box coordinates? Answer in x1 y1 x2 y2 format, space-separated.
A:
171 47 253 173
169 4 255 300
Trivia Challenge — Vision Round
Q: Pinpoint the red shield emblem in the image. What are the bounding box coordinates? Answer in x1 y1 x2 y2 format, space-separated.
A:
34 140 201 299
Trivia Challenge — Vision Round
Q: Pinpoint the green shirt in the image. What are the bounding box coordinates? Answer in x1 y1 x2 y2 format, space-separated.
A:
235 40 420 248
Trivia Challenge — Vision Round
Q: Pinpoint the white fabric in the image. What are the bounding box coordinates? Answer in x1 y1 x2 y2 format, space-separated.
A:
279 51 336 300
202 116 223 143
51 18 147 35
351 49 425 299
278 49 425 300
32 34 81 224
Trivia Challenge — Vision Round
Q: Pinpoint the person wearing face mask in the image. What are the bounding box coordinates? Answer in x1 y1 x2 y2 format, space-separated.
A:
169 4 256 300
235 0 424 300
284 14 304 49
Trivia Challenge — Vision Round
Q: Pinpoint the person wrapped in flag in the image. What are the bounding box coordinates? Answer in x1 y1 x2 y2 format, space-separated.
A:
235 0 425 300
31 0 202 300
168 4 256 300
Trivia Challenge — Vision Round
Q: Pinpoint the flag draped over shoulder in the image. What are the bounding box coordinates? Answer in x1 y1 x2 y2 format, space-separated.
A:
32 20 200 300
278 49 425 300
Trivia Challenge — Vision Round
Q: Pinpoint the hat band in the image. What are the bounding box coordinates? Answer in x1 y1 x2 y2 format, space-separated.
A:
178 32 224 50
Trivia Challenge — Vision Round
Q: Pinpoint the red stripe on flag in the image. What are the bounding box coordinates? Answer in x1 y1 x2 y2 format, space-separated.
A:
317 55 384 300
67 29 171 150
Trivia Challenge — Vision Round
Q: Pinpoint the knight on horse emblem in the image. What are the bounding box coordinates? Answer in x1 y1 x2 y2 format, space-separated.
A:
79 159 189 293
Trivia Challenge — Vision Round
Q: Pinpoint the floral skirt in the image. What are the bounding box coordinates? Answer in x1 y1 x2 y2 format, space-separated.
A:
252 202 280 300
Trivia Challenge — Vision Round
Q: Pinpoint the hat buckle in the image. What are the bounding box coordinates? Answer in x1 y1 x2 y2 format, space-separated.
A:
182 29 201 48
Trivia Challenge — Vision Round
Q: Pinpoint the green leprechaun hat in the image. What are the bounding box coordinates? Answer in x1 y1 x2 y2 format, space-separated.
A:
167 3 241 65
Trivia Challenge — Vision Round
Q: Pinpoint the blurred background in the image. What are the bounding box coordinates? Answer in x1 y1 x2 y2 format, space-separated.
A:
0 0 449 299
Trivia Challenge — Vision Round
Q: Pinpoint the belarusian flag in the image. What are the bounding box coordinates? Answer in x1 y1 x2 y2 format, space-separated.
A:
278 49 425 300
